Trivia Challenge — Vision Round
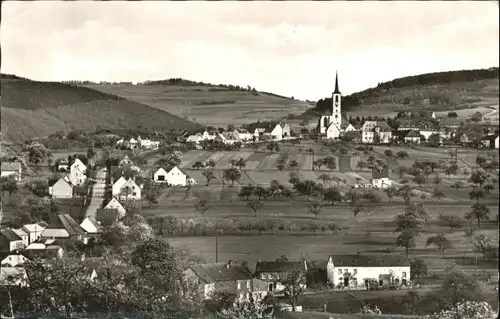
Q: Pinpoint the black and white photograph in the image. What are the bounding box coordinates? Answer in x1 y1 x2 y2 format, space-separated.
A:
0 1 499 318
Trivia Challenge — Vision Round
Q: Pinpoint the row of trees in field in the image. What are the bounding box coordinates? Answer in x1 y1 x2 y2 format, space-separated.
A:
147 215 345 237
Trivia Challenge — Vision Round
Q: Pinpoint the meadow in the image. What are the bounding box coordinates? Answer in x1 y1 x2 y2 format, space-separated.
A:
84 83 311 127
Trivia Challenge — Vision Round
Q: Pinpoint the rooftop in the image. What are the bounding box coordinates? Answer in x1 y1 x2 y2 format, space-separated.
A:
189 262 252 283
1 162 21 171
329 254 410 267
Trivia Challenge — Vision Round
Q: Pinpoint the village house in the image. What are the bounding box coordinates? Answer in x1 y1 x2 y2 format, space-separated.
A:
0 267 29 287
23 244 65 261
1 162 22 181
12 228 29 247
361 121 392 144
184 261 268 300
232 128 253 142
257 123 284 141
41 214 87 244
104 197 127 217
327 255 411 289
119 155 133 167
138 136 160 150
402 130 421 144
80 216 101 235
49 176 74 199
281 122 291 138
318 72 343 140
480 134 500 149
153 166 189 186
345 131 362 143
111 176 127 197
439 117 461 130
1 253 29 267
254 260 308 294
397 119 420 131
0 229 25 252
371 167 391 189
55 160 70 172
341 122 356 134
214 132 237 145
68 158 87 186
117 178 142 200
21 222 48 245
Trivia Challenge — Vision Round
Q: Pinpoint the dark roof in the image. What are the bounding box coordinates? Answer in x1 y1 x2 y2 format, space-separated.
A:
1 229 21 242
48 214 85 236
345 131 361 138
372 167 390 179
96 208 121 226
375 121 392 132
189 263 252 283
255 261 306 274
333 71 341 95
329 255 410 267
1 162 21 171
481 134 499 141
406 130 420 138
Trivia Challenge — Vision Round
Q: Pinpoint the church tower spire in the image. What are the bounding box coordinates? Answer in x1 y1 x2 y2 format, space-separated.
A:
333 71 341 94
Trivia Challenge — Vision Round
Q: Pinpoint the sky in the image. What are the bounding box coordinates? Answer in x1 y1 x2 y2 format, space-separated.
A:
2 1 499 101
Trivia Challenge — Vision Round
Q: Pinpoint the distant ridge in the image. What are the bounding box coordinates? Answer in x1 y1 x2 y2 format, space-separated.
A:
0 74 202 142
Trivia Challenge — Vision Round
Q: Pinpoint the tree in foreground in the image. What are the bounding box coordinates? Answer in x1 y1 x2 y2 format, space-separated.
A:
383 186 398 203
223 167 241 186
308 202 322 220
396 231 416 258
215 293 271 319
201 170 216 186
437 214 464 232
426 301 497 319
280 269 307 312
194 199 209 216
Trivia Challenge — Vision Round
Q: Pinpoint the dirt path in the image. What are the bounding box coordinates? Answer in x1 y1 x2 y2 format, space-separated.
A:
85 168 108 218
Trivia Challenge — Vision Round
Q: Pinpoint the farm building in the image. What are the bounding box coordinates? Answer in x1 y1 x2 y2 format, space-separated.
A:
104 198 127 217
254 260 308 294
41 214 87 243
397 119 420 131
439 117 461 129
326 255 411 289
23 244 65 261
214 132 237 145
480 134 499 149
184 261 268 300
0 162 22 181
12 228 29 247
232 128 253 142
0 229 25 252
49 176 73 199
154 166 188 186
470 111 484 122
371 167 391 188
21 222 48 245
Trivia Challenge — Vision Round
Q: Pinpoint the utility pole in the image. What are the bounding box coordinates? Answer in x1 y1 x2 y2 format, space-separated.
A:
215 233 219 263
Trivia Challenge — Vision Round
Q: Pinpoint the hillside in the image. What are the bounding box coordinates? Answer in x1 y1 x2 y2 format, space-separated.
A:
0 75 202 143
82 80 311 127
308 67 499 119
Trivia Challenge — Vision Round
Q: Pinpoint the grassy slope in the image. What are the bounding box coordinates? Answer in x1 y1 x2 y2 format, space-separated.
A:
83 83 311 127
0 75 202 143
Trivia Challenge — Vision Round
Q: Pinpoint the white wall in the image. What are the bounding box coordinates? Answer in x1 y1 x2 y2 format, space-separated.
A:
327 262 411 287
372 178 391 188
112 177 127 196
166 168 187 186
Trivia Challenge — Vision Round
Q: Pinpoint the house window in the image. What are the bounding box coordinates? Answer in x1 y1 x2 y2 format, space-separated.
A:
268 283 274 291
237 281 241 289
402 272 407 278
353 269 357 275
246 280 251 289
132 192 136 196
338 269 343 275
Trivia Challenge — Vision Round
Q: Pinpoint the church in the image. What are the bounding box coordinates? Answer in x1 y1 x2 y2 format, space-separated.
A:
317 72 346 140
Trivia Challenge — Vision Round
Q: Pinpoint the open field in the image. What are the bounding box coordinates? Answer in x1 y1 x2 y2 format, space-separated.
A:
84 83 311 127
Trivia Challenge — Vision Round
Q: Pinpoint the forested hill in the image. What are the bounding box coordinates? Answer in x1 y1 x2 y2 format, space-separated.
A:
307 67 499 116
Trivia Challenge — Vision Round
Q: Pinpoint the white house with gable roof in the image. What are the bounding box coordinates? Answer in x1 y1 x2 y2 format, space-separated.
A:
104 198 127 217
68 158 87 186
154 166 189 186
327 254 411 289
112 176 127 197
118 179 141 200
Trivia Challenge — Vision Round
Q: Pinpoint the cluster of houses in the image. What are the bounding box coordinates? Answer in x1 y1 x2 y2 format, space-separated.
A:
1 162 22 181
49 158 88 198
180 121 292 147
184 254 411 302
315 74 499 148
116 135 160 150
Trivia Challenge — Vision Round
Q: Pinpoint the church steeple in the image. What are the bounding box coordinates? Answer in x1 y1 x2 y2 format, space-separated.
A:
333 71 341 94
